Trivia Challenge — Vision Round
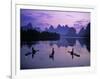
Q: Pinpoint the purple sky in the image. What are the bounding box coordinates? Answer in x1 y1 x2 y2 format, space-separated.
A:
20 9 90 30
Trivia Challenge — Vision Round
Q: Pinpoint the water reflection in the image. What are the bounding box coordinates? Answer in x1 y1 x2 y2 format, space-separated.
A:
21 37 90 69
78 38 90 52
21 41 39 48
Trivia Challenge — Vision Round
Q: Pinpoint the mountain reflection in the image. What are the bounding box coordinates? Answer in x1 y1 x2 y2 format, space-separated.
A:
21 37 90 56
21 37 90 52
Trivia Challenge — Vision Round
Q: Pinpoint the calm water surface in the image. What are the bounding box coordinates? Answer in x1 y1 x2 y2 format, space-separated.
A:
20 37 90 69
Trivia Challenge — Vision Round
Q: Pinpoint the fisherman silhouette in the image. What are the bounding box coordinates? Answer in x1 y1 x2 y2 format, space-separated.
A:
25 47 39 58
49 48 55 60
68 48 80 59
31 47 37 58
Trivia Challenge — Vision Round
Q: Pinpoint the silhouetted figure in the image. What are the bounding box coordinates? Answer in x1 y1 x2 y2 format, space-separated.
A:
68 48 80 59
25 47 39 58
31 47 37 58
49 48 55 60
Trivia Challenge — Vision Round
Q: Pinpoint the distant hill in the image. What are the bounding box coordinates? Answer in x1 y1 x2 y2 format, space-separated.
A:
45 23 90 37
21 22 90 37
78 23 90 37
21 22 41 32
46 24 71 35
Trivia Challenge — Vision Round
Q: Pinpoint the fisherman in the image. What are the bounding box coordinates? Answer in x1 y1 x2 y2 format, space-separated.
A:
49 48 55 60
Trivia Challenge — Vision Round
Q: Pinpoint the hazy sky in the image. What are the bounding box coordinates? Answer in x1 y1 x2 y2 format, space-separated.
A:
20 9 90 30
